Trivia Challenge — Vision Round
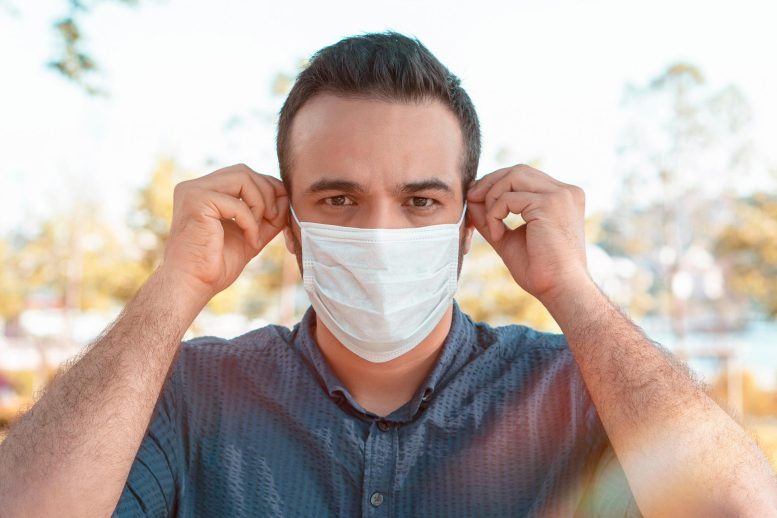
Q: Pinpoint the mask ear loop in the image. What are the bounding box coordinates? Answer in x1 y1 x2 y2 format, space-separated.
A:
457 201 468 227
289 205 302 226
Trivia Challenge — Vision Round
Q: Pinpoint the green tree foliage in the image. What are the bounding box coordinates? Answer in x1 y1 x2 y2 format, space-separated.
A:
0 0 142 95
715 192 777 317
50 0 142 95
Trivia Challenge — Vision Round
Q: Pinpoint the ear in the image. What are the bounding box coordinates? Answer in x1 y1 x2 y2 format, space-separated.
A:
462 221 475 255
283 226 296 254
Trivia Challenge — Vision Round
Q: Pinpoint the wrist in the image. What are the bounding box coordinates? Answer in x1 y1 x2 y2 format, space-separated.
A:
540 274 611 332
148 267 213 317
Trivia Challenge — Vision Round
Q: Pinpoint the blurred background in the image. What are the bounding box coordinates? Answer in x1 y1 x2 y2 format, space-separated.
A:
1 0 776 469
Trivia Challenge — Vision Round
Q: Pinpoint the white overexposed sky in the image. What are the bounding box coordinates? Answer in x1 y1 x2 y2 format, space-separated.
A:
1 0 776 235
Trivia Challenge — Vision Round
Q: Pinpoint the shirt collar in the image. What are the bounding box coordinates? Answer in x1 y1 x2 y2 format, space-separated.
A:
292 299 479 423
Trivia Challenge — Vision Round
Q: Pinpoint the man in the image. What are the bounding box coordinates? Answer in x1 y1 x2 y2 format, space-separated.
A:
0 31 775 517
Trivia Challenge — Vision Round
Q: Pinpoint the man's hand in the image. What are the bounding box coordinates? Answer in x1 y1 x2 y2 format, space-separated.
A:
163 163 289 300
466 164 589 304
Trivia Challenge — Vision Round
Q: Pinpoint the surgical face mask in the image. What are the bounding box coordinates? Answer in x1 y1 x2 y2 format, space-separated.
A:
290 203 467 363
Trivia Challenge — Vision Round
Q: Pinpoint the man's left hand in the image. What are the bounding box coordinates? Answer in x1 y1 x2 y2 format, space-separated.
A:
466 164 591 306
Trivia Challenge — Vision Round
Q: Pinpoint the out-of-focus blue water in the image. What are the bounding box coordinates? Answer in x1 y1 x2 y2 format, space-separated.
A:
642 319 777 390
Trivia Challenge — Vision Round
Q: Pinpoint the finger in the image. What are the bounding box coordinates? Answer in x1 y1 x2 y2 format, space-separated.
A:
484 170 564 211
233 164 287 205
264 174 287 197
258 194 290 247
238 166 286 220
467 203 491 242
467 200 487 230
486 191 541 242
250 174 280 219
466 167 513 201
205 191 261 248
199 168 268 221
265 175 288 213
469 164 564 202
467 201 506 246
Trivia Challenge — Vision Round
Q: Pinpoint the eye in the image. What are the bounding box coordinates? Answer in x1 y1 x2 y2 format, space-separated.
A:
323 195 354 206
408 197 437 208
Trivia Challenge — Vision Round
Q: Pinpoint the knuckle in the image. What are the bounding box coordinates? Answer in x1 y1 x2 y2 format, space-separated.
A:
173 180 188 195
568 184 585 202
549 190 568 207
241 171 257 187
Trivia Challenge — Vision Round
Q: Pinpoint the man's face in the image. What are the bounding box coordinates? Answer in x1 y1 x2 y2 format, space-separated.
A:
283 93 475 275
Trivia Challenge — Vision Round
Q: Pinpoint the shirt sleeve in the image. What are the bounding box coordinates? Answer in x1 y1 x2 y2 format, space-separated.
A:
575 442 643 518
112 360 184 518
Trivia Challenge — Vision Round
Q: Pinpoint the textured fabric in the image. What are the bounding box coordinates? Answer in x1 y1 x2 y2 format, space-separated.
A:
113 300 641 517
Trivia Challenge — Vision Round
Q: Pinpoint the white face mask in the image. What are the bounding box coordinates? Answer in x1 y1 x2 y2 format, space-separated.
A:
290 203 467 363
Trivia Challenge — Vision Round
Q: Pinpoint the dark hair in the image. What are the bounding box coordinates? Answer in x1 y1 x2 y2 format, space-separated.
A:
275 31 481 194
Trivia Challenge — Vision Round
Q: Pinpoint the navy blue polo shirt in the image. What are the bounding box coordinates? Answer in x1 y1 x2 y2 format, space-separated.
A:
113 300 640 517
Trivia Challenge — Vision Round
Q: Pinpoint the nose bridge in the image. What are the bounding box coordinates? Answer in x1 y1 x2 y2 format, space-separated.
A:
363 196 403 229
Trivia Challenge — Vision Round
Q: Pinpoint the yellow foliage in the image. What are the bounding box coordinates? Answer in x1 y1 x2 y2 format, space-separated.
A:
715 193 777 316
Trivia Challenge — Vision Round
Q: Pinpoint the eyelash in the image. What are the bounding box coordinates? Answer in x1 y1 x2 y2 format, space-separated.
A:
321 196 439 209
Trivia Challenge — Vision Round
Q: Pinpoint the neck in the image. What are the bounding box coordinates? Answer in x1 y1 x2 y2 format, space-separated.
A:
314 305 454 417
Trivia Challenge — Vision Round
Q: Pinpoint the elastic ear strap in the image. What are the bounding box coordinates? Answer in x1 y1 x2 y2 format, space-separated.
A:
458 201 468 226
289 205 302 225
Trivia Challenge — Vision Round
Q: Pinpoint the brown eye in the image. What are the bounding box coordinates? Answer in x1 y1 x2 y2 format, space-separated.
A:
412 197 433 207
326 195 350 206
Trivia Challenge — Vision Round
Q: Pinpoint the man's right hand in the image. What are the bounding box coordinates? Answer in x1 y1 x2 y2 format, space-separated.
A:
161 163 289 301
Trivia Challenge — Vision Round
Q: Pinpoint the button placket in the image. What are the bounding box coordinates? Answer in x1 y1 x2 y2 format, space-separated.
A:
361 418 396 517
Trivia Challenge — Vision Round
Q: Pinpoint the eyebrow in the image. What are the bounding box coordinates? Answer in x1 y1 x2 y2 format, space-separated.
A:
304 177 454 196
395 179 453 195
306 178 367 194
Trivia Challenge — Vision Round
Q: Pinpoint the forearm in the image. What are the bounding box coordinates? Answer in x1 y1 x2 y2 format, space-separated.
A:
0 269 208 517
545 279 777 516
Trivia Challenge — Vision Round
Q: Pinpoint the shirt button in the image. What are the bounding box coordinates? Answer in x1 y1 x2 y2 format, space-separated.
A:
370 491 384 507
377 419 391 432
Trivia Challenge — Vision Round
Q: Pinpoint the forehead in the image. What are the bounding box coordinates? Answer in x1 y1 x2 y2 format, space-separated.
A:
288 93 464 193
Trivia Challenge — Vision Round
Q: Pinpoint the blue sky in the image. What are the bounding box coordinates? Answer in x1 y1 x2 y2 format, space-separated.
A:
2 0 776 234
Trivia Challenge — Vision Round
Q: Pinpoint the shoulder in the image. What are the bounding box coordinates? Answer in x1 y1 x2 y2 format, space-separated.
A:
179 322 293 359
465 312 571 363
479 317 580 390
170 323 299 391
464 313 599 427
